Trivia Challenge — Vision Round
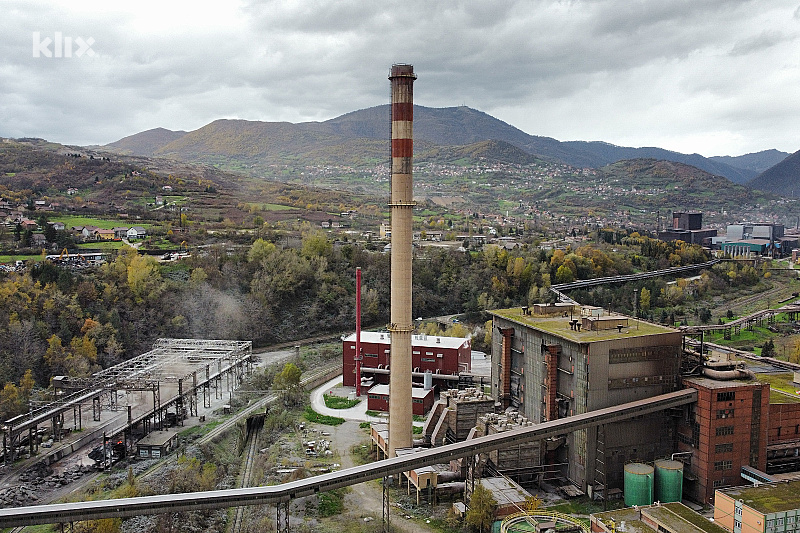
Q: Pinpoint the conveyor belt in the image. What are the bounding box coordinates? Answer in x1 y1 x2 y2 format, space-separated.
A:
0 388 696 527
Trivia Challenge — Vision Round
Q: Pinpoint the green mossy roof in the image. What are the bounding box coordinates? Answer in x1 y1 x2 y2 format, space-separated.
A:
491 307 678 343
720 481 800 514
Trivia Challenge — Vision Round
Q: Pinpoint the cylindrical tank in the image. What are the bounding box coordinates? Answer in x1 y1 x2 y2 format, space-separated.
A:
654 459 684 503
624 463 654 506
424 370 433 390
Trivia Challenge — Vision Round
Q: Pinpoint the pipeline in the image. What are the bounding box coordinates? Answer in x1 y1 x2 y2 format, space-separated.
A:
702 367 755 381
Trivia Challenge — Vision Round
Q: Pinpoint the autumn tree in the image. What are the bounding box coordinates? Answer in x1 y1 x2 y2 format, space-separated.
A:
466 484 497 532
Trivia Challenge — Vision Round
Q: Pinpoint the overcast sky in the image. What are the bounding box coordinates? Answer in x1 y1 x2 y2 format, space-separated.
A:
1 0 799 157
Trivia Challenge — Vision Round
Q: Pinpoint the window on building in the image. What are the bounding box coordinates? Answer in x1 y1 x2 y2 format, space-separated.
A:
716 425 735 436
713 480 724 488
714 460 733 471
715 443 734 454
421 357 435 363
716 409 734 419
365 352 378 358
717 391 735 402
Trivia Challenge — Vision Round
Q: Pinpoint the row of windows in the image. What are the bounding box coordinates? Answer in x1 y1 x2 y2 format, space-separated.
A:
717 409 734 419
717 391 736 402
714 460 733 471
715 443 734 454
716 425 735 436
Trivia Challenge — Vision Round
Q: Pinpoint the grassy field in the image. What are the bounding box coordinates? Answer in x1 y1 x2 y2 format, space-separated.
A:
76 241 126 250
262 203 295 211
0 254 41 263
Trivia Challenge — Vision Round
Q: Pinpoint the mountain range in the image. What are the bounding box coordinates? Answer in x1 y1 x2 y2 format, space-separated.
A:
105 105 795 195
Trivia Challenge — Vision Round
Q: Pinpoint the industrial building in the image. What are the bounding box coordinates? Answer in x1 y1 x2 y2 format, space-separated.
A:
676 377 769 504
592 502 730 533
714 480 800 533
715 223 799 258
487 304 800 507
659 211 717 245
366 384 435 416
341 331 471 388
490 305 683 496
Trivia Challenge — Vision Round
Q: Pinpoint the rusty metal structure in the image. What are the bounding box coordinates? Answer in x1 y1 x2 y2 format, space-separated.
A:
2 338 252 464
388 63 416 457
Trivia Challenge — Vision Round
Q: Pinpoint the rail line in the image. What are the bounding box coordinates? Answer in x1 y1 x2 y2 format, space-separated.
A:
230 425 260 533
0 389 696 528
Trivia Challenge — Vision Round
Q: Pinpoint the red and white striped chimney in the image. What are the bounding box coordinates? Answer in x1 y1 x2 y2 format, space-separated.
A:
388 64 416 457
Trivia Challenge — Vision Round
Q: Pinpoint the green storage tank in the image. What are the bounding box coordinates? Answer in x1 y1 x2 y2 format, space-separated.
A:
624 463 654 506
654 459 683 503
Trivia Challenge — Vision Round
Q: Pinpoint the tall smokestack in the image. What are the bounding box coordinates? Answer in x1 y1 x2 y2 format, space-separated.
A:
388 63 416 457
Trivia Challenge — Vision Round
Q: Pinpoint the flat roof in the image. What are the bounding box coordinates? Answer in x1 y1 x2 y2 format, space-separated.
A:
593 503 727 533
753 372 800 404
478 476 530 506
490 307 678 343
137 429 179 447
718 480 800 514
682 377 765 390
343 332 468 350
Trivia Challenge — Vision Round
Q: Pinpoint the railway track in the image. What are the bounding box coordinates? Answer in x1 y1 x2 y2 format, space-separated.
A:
229 426 260 533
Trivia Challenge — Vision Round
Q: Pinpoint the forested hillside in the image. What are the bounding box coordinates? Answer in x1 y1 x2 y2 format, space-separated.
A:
2 229 760 422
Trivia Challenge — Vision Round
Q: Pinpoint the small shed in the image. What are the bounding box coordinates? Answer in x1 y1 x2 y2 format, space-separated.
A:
136 429 179 459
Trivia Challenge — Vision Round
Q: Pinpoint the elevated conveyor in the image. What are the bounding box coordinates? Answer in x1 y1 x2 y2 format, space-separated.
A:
0 388 696 527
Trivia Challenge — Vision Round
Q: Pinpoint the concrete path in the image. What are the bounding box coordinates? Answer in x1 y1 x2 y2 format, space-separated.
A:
310 376 386 423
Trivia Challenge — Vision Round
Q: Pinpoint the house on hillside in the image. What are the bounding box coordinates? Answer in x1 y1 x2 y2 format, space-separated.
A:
113 227 129 239
95 229 115 241
81 226 99 241
127 226 147 239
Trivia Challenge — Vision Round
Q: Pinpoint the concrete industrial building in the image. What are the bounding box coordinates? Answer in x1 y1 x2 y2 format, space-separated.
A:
490 305 684 496
716 223 799 258
659 211 717 245
341 331 471 388
489 303 800 505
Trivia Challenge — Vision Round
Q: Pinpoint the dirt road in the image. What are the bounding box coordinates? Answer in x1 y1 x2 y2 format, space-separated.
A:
329 420 438 533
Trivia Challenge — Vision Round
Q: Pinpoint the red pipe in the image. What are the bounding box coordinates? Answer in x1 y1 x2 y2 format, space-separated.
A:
355 267 362 397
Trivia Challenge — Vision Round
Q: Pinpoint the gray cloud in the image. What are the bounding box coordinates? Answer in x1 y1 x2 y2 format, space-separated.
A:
1 0 798 156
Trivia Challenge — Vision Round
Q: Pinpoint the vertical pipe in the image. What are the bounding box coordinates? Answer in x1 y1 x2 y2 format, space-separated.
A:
356 267 362 397
388 64 416 457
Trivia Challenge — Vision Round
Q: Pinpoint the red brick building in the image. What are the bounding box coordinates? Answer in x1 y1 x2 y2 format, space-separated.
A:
767 399 800 473
677 378 769 505
342 332 471 388
366 384 435 416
